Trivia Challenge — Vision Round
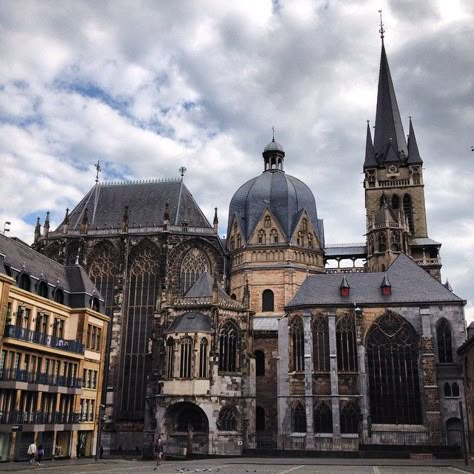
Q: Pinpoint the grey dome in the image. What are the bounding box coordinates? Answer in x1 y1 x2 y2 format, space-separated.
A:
228 169 323 243
264 139 285 153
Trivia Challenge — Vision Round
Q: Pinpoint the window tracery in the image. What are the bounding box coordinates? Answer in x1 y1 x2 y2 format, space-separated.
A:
166 337 175 378
292 402 306 433
180 248 209 294
219 320 239 372
313 317 329 372
437 318 453 363
290 317 304 372
180 337 193 378
336 315 358 372
340 401 359 434
199 338 208 378
217 406 238 431
314 402 332 433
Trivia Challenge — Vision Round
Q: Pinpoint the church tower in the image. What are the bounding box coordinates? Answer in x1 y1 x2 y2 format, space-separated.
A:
364 30 441 279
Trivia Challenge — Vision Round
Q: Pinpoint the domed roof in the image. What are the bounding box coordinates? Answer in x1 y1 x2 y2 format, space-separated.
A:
228 169 323 243
264 138 285 154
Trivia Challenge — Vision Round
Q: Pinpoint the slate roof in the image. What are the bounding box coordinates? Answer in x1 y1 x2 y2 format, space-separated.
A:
55 179 211 232
287 253 464 308
228 169 323 243
410 237 441 246
184 272 235 303
253 316 280 331
324 244 367 257
165 312 213 334
0 234 99 296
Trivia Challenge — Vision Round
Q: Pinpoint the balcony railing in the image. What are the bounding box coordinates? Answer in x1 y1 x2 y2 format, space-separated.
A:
4 325 85 354
0 410 81 425
0 368 82 388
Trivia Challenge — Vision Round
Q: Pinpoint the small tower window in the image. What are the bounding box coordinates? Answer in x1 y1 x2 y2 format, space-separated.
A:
444 382 452 397
258 230 265 244
403 194 414 233
264 216 271 228
452 382 460 397
436 318 453 363
377 233 386 252
297 231 304 246
255 350 265 376
391 195 400 210
199 338 208 378
302 218 308 232
230 237 235 250
262 289 274 312
166 337 175 378
391 231 401 251
236 234 241 247
308 233 314 248
270 229 278 243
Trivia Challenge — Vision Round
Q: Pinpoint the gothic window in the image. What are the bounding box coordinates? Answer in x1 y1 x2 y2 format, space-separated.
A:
37 281 48 298
336 316 358 372
297 231 304 246
18 273 31 291
264 216 271 228
271 229 278 243
302 218 308 232
236 234 241 247
444 382 452 397
403 194 414 233
313 317 330 372
180 248 209 295
290 317 304 372
256 406 265 431
219 320 239 372
340 402 360 434
391 194 400 209
368 235 374 255
437 318 453 363
217 406 238 431
258 230 266 244
230 237 235 250
255 350 265 376
452 382 460 397
308 233 314 248
391 231 401 251
367 312 422 424
166 338 175 378
377 233 386 252
180 337 193 378
292 402 306 433
199 338 208 378
314 402 332 433
262 289 274 312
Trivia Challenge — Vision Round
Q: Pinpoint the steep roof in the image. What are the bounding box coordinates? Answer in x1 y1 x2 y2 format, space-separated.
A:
287 253 464 308
55 179 211 232
184 272 234 303
364 121 377 169
407 117 423 164
165 312 213 334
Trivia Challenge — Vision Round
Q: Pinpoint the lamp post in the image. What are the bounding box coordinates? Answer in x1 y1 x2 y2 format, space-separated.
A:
2 221 11 235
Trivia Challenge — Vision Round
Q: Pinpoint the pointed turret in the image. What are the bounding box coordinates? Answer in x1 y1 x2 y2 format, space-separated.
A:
364 121 377 169
213 207 218 234
122 206 129 232
80 208 89 235
62 208 70 234
374 42 407 162
44 211 50 238
34 217 41 243
407 117 423 164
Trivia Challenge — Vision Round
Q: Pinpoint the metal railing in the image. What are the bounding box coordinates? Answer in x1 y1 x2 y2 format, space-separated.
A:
0 410 81 425
4 325 85 354
0 368 82 388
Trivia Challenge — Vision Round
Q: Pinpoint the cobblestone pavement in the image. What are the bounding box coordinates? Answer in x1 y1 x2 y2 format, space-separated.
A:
2 457 473 474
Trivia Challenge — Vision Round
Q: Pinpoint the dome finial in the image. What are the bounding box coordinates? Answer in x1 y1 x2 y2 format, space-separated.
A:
378 9 385 42
272 125 275 142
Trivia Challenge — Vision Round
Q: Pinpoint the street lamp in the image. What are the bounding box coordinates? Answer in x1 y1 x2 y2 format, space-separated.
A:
3 221 11 235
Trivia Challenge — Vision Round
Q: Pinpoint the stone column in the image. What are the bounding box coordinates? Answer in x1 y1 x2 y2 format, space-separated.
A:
328 310 341 448
277 316 290 449
303 312 314 449
356 311 369 442
420 307 441 444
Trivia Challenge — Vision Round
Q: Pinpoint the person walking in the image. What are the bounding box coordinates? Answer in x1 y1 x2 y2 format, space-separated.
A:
37 444 45 465
27 441 37 465
153 434 163 470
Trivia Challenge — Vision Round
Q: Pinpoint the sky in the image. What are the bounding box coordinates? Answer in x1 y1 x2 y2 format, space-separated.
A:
0 0 473 321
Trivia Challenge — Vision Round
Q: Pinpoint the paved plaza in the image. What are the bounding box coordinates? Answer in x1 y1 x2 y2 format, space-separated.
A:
1 457 473 474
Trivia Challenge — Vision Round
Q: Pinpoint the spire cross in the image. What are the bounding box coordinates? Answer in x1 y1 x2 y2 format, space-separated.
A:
378 10 385 40
95 161 102 184
179 166 187 178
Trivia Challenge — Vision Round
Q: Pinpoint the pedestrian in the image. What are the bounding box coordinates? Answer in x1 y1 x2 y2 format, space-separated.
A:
27 441 37 465
37 444 44 465
154 434 163 470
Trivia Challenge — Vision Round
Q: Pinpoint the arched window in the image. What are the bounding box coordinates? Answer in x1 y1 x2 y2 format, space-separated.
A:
258 230 266 244
256 406 265 431
314 402 332 433
292 402 306 433
367 312 422 424
403 194 414 233
217 406 238 431
377 233 386 252
37 281 48 298
262 289 274 312
54 288 64 304
255 350 265 376
180 337 193 378
452 382 460 397
219 320 239 372
264 216 271 228
270 229 278 243
230 237 235 250
302 218 308 232
180 248 209 295
391 194 400 209
166 338 175 378
340 402 360 434
237 234 241 247
290 317 304 372
199 338 208 378
391 231 401 251
336 316 358 372
308 233 314 248
313 317 329 372
437 318 453 363
18 273 31 291
297 231 304 246
444 382 452 397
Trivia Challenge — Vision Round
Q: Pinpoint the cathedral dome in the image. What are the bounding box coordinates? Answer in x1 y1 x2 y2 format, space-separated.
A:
228 141 323 243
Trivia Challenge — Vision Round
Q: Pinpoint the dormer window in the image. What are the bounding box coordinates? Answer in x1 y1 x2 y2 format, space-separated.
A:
381 275 392 296
340 276 350 297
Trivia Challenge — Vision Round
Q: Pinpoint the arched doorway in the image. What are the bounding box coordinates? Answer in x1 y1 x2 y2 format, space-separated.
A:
446 417 462 447
164 402 209 455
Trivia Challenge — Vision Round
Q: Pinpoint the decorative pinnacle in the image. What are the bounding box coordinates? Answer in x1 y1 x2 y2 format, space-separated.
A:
95 160 102 184
272 126 275 142
378 9 385 40
179 166 187 178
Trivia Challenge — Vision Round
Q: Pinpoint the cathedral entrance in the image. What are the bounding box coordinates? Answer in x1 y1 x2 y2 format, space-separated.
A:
164 402 209 456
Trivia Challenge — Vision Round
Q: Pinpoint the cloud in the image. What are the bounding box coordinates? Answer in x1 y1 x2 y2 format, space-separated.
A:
0 0 472 322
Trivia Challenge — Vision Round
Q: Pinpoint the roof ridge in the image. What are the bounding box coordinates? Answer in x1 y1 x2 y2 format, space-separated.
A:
99 178 181 186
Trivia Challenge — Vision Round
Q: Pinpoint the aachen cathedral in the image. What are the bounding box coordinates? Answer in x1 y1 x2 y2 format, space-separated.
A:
32 32 468 457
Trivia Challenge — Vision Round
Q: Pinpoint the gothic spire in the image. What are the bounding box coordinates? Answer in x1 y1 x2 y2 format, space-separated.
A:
364 120 377 169
373 41 407 162
34 217 41 243
44 211 50 238
407 116 423 164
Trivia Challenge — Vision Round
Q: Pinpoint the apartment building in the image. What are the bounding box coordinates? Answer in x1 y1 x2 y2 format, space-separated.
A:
0 234 109 461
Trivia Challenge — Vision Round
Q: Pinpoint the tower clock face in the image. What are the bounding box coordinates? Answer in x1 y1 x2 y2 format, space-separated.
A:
387 164 399 174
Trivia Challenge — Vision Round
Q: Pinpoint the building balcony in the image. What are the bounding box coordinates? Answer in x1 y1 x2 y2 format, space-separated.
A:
4 324 85 355
0 410 81 425
0 368 82 388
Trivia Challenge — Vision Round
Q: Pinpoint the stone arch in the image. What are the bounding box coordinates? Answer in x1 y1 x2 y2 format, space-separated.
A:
446 417 462 446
